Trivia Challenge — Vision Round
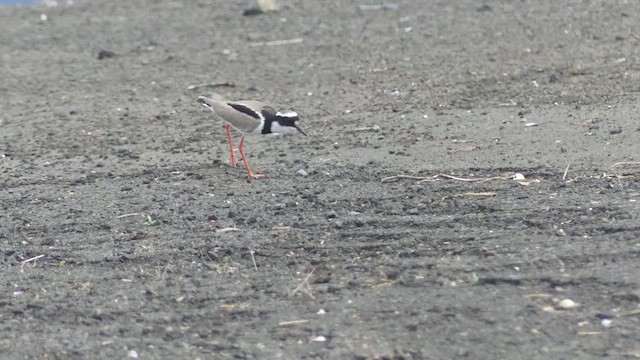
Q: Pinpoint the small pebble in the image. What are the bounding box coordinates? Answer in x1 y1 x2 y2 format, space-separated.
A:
558 298 578 309
97 50 116 60
296 169 308 176
243 0 280 15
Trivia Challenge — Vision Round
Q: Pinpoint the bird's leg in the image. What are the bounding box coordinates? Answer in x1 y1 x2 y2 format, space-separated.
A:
238 136 264 179
225 124 238 167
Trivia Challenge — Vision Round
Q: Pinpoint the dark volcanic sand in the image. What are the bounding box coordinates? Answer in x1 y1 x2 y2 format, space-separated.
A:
1 1 639 359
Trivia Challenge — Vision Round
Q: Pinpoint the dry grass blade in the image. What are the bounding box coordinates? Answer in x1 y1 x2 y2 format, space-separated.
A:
455 192 497 197
290 267 315 299
381 175 434 183
611 161 640 168
249 38 303 47
216 227 241 233
382 173 513 184
348 125 380 133
278 319 310 327
562 161 571 181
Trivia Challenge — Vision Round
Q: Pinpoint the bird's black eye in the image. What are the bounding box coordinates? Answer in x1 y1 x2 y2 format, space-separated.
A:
276 115 298 127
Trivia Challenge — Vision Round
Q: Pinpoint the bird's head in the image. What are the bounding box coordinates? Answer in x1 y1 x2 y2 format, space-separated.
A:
197 96 216 110
272 111 307 136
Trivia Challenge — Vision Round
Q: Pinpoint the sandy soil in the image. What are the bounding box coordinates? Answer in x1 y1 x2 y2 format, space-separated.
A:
1 0 639 359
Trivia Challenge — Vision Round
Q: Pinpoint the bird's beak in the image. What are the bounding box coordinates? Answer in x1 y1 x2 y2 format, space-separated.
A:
197 96 212 108
294 123 307 136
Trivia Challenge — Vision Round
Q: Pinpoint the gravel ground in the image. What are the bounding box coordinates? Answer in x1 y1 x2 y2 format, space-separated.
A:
1 1 639 359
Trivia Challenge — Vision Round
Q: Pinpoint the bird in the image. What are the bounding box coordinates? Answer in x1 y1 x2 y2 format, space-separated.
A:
197 96 307 179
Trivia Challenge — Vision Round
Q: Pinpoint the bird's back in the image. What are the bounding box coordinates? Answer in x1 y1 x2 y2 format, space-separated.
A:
207 99 268 133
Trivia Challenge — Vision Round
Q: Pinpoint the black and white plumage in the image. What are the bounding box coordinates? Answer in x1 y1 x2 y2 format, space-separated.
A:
197 96 307 179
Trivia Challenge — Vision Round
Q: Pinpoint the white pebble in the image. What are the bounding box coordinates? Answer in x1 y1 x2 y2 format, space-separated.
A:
558 298 578 309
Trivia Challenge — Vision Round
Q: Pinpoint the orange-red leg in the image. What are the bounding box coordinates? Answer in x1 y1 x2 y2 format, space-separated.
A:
238 136 264 179
225 124 237 167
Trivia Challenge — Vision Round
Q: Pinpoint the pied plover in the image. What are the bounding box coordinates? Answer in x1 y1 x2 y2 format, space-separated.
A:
197 96 307 179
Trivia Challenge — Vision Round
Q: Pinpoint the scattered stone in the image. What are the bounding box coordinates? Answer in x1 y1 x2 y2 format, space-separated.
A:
359 3 398 11
612 289 640 302
609 128 622 135
97 50 116 60
245 216 257 225
312 265 332 284
243 0 279 16
296 169 308 176
557 298 579 309
384 267 401 280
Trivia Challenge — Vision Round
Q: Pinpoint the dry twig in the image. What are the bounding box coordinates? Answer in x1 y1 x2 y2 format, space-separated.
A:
348 125 380 133
117 213 140 218
455 192 497 197
250 250 258 271
20 254 44 267
250 38 303 47
187 82 235 90
611 161 640 168
448 145 477 154
381 173 514 184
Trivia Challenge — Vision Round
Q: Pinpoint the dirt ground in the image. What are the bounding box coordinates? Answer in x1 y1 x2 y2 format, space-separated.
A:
1 0 639 359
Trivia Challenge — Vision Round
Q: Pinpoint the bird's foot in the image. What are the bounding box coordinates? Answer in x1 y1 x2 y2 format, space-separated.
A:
229 153 238 167
247 172 265 179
